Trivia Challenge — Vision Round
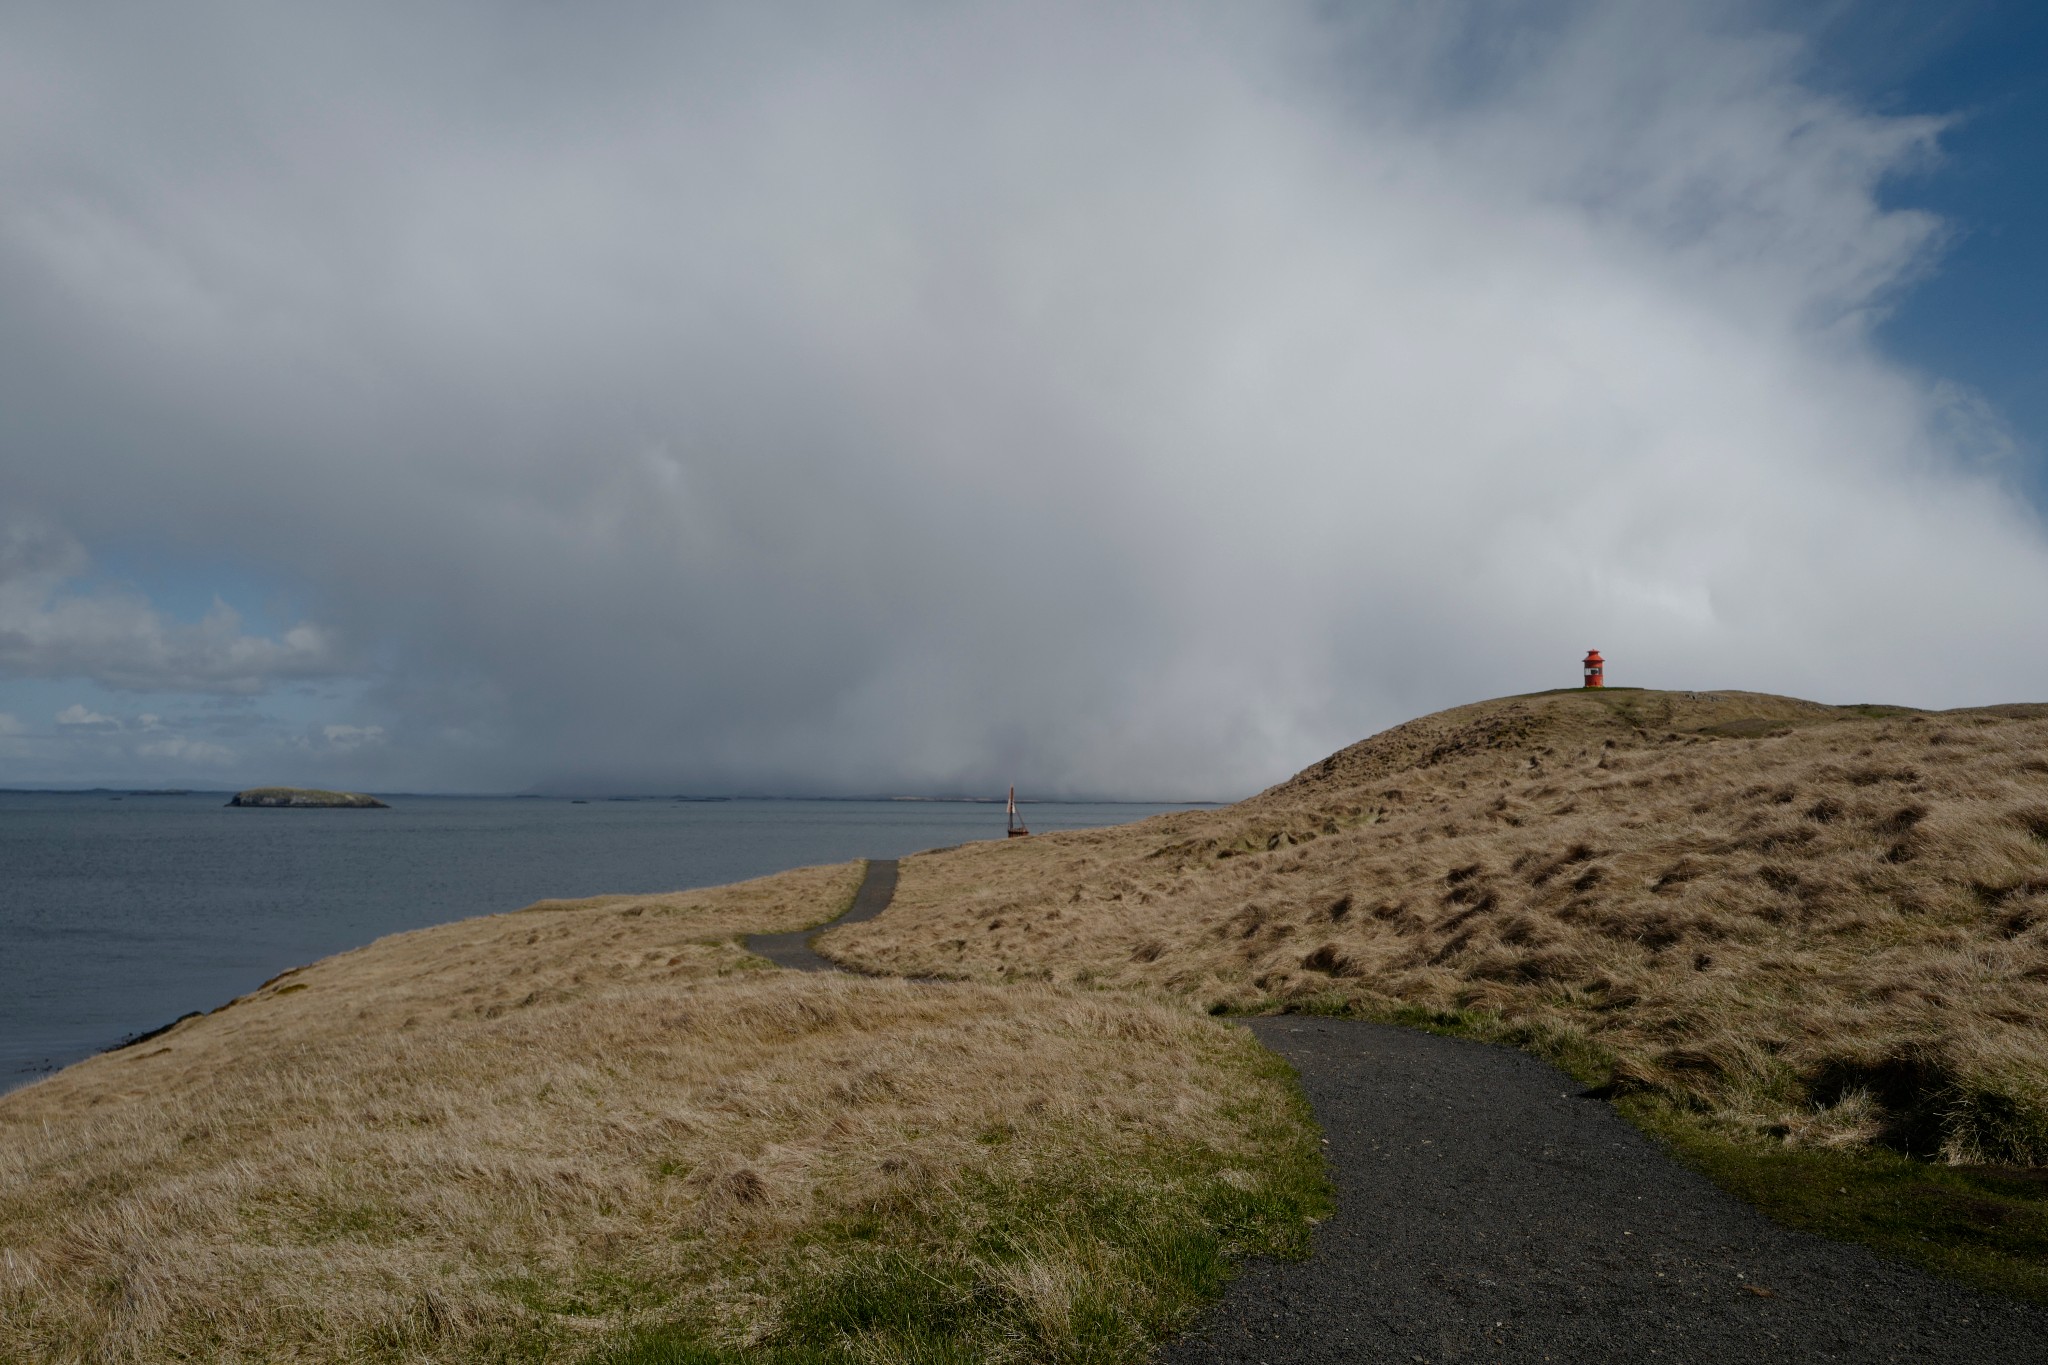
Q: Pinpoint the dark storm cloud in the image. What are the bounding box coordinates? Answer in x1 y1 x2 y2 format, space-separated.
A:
1 2 2044 794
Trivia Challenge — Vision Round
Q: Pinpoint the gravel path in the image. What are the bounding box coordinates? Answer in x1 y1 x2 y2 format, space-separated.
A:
1159 1017 2048 1363
746 870 2044 1359
742 859 898 971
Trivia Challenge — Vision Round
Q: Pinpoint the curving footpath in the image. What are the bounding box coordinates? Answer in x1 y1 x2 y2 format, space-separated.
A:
743 859 899 971
742 866 2048 1361
1160 1017 2048 1364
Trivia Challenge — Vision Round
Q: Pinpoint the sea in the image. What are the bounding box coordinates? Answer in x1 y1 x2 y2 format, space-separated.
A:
0 792 1206 1092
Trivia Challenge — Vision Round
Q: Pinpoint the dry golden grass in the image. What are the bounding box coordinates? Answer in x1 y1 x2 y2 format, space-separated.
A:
0 861 1322 1363
830 689 2048 1168
15 684 2043 1355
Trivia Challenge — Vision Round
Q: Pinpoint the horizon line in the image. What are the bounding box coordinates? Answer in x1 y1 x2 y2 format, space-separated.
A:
0 786 1231 805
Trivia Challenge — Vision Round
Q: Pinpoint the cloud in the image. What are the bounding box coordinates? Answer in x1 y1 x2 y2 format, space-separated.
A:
0 2 2045 795
319 723 385 751
0 520 349 695
0 697 250 783
136 735 235 766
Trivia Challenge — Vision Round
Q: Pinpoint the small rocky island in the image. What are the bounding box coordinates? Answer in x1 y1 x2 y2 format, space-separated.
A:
227 787 388 809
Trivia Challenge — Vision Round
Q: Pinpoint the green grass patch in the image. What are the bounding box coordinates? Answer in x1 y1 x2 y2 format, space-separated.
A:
1629 1099 2048 1305
588 1035 1330 1365
1837 704 1923 720
296 1198 411 1245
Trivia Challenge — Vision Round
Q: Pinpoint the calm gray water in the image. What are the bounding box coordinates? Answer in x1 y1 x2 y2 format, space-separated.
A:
0 793 1202 1090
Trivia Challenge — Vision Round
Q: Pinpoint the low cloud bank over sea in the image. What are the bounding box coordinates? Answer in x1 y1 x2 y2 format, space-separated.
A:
0 3 2043 796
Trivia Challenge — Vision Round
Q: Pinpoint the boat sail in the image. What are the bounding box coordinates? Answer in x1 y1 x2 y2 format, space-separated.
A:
1006 785 1029 838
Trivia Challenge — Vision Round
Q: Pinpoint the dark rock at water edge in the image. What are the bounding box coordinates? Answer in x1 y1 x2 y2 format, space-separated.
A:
226 787 388 809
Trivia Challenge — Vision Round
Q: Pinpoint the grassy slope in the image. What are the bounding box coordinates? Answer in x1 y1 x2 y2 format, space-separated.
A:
11 686 2044 1356
828 688 2048 1300
0 864 1327 1363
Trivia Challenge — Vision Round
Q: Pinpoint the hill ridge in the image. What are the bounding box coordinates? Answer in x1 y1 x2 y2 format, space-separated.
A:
830 685 2048 1296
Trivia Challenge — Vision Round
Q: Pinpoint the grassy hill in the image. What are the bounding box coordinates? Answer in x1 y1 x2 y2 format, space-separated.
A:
828 688 2048 1296
0 865 1322 1363
6 686 2045 1360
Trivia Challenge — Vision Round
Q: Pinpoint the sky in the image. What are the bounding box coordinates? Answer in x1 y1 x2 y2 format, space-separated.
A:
1 0 2045 799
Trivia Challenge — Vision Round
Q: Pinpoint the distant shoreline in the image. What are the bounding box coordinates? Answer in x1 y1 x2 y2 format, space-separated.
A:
0 795 1211 1092
0 788 1226 805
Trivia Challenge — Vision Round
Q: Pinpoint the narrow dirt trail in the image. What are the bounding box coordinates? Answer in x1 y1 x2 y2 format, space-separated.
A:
1160 1017 2048 1364
743 858 899 971
743 865 2047 1360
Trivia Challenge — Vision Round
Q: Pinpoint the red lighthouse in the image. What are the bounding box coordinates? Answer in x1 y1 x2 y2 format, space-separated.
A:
1582 649 1605 688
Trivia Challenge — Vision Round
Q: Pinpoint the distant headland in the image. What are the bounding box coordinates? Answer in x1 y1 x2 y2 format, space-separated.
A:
226 787 388 809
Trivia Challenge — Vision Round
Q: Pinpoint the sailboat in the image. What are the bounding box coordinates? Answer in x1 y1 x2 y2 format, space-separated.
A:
1006 785 1029 838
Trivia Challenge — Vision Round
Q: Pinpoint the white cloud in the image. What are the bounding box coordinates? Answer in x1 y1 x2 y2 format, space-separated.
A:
136 735 235 765
0 520 348 695
0 3 2044 794
54 703 120 729
322 723 385 750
